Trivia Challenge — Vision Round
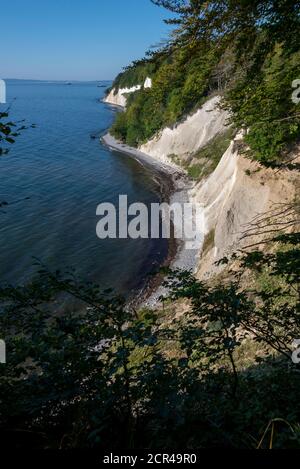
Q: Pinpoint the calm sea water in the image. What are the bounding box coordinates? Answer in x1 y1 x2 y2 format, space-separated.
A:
0 80 168 297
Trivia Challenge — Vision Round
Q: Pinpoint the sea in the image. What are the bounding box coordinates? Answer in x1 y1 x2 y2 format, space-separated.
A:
0 79 168 299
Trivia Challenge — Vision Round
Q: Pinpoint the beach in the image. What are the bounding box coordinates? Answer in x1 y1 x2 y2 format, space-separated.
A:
101 132 201 306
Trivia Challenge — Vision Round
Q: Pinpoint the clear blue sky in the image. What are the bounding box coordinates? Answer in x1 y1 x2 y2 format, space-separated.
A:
1 0 172 81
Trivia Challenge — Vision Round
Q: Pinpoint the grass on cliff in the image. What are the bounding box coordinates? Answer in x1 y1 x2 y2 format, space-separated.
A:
168 127 235 181
201 228 215 256
186 127 235 180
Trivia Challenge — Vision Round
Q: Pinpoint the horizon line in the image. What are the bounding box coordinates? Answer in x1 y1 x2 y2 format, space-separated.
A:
3 78 113 82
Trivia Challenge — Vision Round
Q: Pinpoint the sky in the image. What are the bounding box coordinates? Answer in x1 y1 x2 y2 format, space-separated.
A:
1 0 173 81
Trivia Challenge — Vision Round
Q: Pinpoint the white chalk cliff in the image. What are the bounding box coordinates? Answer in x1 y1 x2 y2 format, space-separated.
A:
104 87 298 280
140 98 297 277
143 77 152 89
193 138 297 280
104 77 152 107
134 97 297 278
139 96 229 163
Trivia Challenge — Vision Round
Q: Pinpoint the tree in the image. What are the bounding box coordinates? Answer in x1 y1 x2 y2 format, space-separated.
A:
0 108 34 211
0 110 26 156
0 226 299 448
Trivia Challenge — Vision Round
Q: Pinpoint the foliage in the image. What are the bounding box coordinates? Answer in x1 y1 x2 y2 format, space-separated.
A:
111 44 220 146
111 60 158 92
1 0 300 451
186 127 235 180
225 46 300 163
111 0 300 164
0 111 28 156
0 110 34 211
0 230 299 448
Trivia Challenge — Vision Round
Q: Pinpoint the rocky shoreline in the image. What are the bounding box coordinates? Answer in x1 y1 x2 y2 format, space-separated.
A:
101 133 200 306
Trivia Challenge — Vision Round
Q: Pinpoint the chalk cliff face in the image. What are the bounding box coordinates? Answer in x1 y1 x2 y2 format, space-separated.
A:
138 98 297 278
193 141 297 280
104 85 298 280
104 77 152 107
139 96 229 164
133 97 297 279
143 77 152 89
